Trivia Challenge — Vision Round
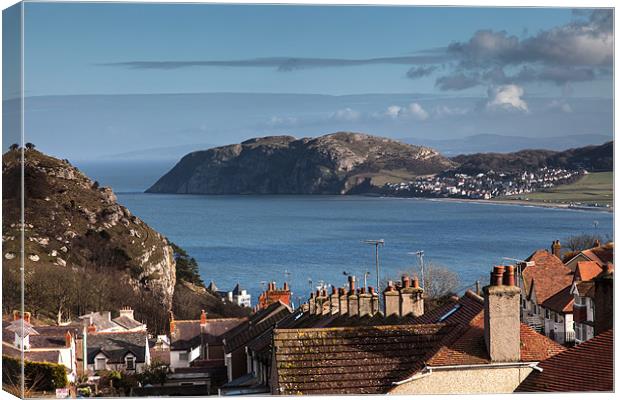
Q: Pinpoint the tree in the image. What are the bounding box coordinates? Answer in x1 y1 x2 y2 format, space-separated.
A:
8 143 19 151
25 142 35 150
391 261 460 300
563 233 608 252
137 361 169 386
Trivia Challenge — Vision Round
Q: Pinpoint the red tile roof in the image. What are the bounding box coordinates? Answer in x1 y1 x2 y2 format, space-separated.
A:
574 261 603 282
581 243 614 266
516 330 613 392
171 318 246 350
523 250 573 304
427 312 565 367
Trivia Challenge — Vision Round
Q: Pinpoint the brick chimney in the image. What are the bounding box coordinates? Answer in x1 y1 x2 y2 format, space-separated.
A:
483 265 521 362
338 288 348 315
308 292 316 314
315 290 326 315
329 287 339 315
321 289 330 315
347 276 359 317
400 275 424 317
551 240 561 258
200 309 207 326
594 239 601 247
119 306 134 320
87 323 97 334
12 310 31 324
383 281 400 317
169 312 176 334
369 287 379 315
358 287 372 317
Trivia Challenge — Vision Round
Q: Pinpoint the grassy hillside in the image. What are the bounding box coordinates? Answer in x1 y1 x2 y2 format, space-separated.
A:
502 172 613 206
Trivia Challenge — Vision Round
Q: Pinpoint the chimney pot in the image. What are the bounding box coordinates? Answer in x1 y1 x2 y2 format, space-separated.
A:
348 276 356 294
412 277 419 289
491 266 505 286
331 286 337 295
594 239 601 247
283 282 289 291
503 265 516 286
87 323 97 333
200 309 207 325
552 240 562 258
65 331 72 348
402 275 411 288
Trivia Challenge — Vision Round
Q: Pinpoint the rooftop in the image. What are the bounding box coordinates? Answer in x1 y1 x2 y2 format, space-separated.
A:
170 318 246 350
523 249 573 304
516 329 613 392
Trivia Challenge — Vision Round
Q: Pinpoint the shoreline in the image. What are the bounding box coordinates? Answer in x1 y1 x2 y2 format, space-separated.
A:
419 196 613 213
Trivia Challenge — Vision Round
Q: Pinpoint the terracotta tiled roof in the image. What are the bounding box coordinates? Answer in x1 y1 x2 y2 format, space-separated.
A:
581 243 614 266
273 323 462 395
427 312 565 367
523 250 573 304
540 285 574 313
574 261 603 282
170 318 245 350
516 330 613 392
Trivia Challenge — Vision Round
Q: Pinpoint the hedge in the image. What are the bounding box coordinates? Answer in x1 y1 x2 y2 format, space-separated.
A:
2 355 68 391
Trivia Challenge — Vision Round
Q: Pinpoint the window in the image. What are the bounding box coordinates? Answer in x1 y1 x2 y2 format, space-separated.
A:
545 309 550 319
126 355 135 370
95 357 106 371
575 296 585 306
179 352 189 361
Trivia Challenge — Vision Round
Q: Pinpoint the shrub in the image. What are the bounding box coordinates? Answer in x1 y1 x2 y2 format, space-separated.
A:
2 355 68 391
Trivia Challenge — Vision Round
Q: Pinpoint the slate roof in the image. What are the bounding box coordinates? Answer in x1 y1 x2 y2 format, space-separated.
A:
86 331 148 364
170 318 245 351
112 315 145 330
78 312 119 331
223 301 292 354
523 250 573 304
273 324 461 395
232 283 243 296
516 329 613 392
2 322 78 349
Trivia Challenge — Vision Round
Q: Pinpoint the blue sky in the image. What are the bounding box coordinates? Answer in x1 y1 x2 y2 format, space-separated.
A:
2 4 613 159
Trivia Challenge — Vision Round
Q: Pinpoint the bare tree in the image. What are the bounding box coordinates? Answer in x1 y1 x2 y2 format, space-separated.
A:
390 261 460 300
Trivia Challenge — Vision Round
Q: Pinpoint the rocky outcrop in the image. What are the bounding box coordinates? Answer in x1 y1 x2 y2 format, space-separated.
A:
2 149 176 309
147 132 456 194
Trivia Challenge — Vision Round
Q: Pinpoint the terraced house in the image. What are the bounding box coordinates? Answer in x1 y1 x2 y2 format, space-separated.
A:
269 267 565 395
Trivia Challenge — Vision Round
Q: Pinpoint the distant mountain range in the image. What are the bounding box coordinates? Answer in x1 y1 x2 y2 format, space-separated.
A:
400 134 612 156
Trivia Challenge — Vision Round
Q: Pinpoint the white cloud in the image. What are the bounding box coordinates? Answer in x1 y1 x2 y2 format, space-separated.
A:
407 103 429 121
268 115 298 127
329 107 361 122
382 103 428 121
486 84 528 112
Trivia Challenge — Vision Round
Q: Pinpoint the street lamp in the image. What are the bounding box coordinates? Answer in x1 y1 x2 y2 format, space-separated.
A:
363 239 385 292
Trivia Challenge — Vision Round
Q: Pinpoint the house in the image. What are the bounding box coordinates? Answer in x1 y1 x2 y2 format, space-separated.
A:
564 241 614 271
209 282 252 308
169 310 245 372
519 245 575 344
75 307 146 333
569 261 603 344
515 329 613 392
84 331 151 373
221 301 292 388
2 311 79 383
270 266 565 395
231 284 252 308
257 281 291 310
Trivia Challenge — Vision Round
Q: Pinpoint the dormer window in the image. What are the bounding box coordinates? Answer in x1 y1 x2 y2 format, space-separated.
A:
95 356 107 371
125 355 135 370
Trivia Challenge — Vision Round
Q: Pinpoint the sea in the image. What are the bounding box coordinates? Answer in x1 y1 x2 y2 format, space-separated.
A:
76 161 614 305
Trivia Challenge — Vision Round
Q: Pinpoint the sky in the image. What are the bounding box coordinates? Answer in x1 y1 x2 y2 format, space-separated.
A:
2 3 614 160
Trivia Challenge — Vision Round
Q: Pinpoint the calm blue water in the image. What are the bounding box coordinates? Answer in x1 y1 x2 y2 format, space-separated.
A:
117 194 612 304
76 161 613 305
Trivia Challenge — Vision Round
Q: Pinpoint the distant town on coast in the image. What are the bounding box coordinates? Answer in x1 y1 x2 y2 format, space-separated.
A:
2 2 615 398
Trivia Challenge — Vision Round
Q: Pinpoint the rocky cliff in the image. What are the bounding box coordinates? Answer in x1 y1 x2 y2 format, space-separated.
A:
2 149 177 311
147 132 457 195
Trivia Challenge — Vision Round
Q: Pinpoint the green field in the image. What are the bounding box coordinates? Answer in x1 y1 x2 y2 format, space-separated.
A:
502 172 614 206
